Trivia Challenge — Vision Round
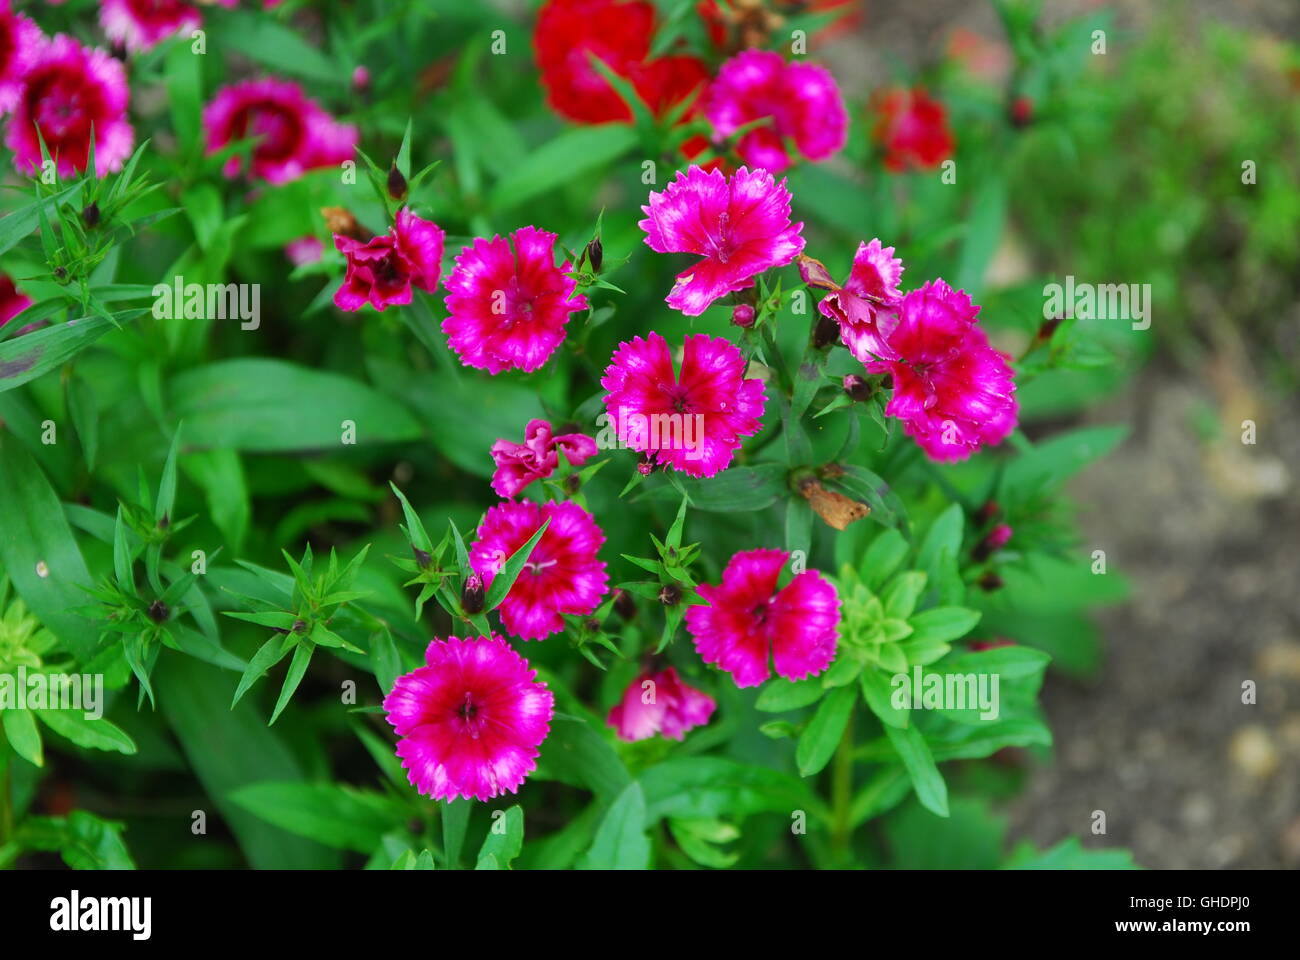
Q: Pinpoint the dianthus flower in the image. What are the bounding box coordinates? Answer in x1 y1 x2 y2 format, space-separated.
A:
600 332 766 478
469 500 608 641
871 86 955 172
332 208 444 312
640 165 804 316
685 548 840 688
442 226 587 374
705 49 847 173
99 0 201 53
383 635 554 802
490 419 598 499
607 667 715 742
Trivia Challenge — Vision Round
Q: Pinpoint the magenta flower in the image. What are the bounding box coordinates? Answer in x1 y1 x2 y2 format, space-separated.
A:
6 35 134 177
705 50 848 173
383 635 554 802
986 523 1013 550
442 226 588 374
469 500 608 641
0 1 41 116
332 208 445 312
863 279 1018 461
600 332 767 478
685 548 840 688
285 235 324 266
606 667 716 742
490 418 599 499
99 0 201 53
203 78 358 185
800 239 905 363
0 272 32 327
639 165 805 316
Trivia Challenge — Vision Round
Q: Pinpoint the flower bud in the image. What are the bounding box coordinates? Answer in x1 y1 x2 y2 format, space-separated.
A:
461 574 485 615
352 65 370 93
1010 95 1034 128
81 202 100 229
147 600 170 623
813 313 839 349
731 304 756 328
585 236 603 274
842 374 873 402
658 583 682 606
387 162 408 201
613 588 636 621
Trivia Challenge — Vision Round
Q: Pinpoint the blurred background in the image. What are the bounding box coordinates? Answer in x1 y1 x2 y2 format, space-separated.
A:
823 0 1299 868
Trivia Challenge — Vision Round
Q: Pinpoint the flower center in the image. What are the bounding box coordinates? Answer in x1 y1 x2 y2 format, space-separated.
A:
707 211 735 263
455 692 485 738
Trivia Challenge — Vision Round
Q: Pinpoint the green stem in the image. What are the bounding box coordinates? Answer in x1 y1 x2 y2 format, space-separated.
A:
830 704 855 863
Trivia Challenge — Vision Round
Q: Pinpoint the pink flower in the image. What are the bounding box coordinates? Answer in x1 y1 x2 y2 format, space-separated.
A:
442 226 588 374
285 235 323 266
606 667 716 742
469 500 608 641
639 165 804 316
203 78 358 185
490 418 598 499
705 49 848 173
800 239 905 363
332 208 445 312
6 35 134 177
99 0 201 53
985 523 1013 550
686 548 840 688
383 635 554 802
0 1 41 116
0 272 32 327
871 86 955 172
600 332 766 478
863 279 1017 461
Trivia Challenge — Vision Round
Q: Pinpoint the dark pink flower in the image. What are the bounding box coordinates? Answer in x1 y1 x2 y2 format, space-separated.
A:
705 49 848 173
800 239 905 363
442 226 588 374
99 0 201 53
985 523 1013 550
0 1 41 116
0 272 32 327
640 165 805 316
606 667 716 742
469 500 608 641
871 86 955 172
332 208 445 312
203 78 357 185
383 635 554 802
490 418 598 499
6 35 134 177
285 235 323 266
600 331 766 478
864 279 1018 461
686 548 840 688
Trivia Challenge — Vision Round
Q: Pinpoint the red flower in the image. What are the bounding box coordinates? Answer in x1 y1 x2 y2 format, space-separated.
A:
871 87 955 172
534 0 709 124
333 209 445 312
0 272 32 327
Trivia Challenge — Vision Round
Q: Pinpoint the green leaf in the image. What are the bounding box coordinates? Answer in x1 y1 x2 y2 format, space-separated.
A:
884 723 949 817
475 805 524 869
268 642 314 725
442 798 470 869
637 463 787 513
159 656 337 868
861 528 909 591
230 781 409 853
0 436 96 661
755 676 825 712
534 714 631 801
35 710 137 755
860 667 909 729
490 125 637 211
208 9 340 83
881 571 927 620
231 635 293 707
169 359 422 451
579 782 650 870
796 684 855 777
1004 836 1139 870
956 175 1007 297
639 757 826 825
2 707 43 767
155 426 182 523
1001 425 1129 501
0 312 143 395
484 517 552 611
907 607 982 645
